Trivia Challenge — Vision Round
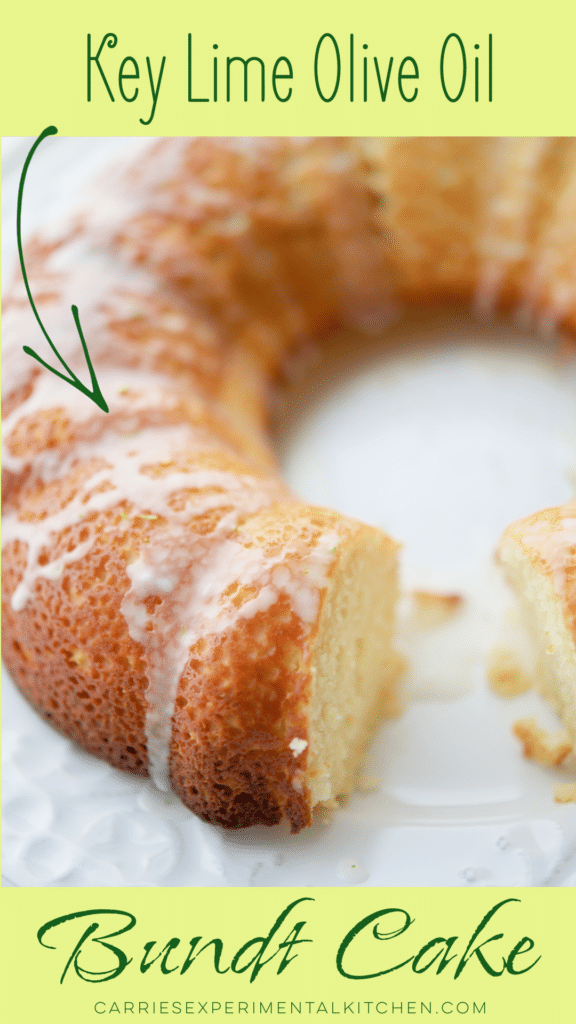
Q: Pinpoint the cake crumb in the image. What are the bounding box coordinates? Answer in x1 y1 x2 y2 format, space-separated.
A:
512 717 573 767
412 590 463 627
487 647 532 697
554 783 576 804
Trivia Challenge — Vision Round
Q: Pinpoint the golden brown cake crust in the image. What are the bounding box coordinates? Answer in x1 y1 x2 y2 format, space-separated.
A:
4 136 576 830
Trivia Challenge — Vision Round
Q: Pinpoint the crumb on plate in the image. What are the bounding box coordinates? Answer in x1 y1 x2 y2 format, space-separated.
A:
512 717 573 767
411 590 463 627
554 783 576 804
487 646 532 697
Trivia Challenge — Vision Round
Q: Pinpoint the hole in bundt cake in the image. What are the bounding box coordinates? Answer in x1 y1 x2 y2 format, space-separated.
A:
272 308 576 809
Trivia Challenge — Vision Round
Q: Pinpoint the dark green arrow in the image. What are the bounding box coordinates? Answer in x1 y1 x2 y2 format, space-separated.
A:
17 126 109 413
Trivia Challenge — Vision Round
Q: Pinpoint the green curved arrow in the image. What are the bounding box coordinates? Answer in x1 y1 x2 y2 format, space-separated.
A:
17 126 109 413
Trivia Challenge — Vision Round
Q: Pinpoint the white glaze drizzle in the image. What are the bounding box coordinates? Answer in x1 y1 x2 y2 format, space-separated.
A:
289 737 308 757
3 421 270 606
3 381 341 791
1 366 188 476
2 225 220 410
1 137 354 797
122 520 340 791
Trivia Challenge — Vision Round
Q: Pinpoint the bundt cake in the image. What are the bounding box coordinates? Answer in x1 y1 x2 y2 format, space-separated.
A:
2 136 576 833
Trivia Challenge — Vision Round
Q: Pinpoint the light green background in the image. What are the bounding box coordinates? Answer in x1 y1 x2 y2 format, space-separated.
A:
0 0 575 134
2 889 575 1022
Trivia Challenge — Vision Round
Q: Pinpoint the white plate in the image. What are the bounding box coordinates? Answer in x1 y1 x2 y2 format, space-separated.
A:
2 137 576 887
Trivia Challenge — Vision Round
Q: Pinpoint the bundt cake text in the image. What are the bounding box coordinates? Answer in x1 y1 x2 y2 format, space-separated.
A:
37 898 538 986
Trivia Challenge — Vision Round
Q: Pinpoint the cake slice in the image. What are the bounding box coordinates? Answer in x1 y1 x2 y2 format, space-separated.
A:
498 502 576 749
